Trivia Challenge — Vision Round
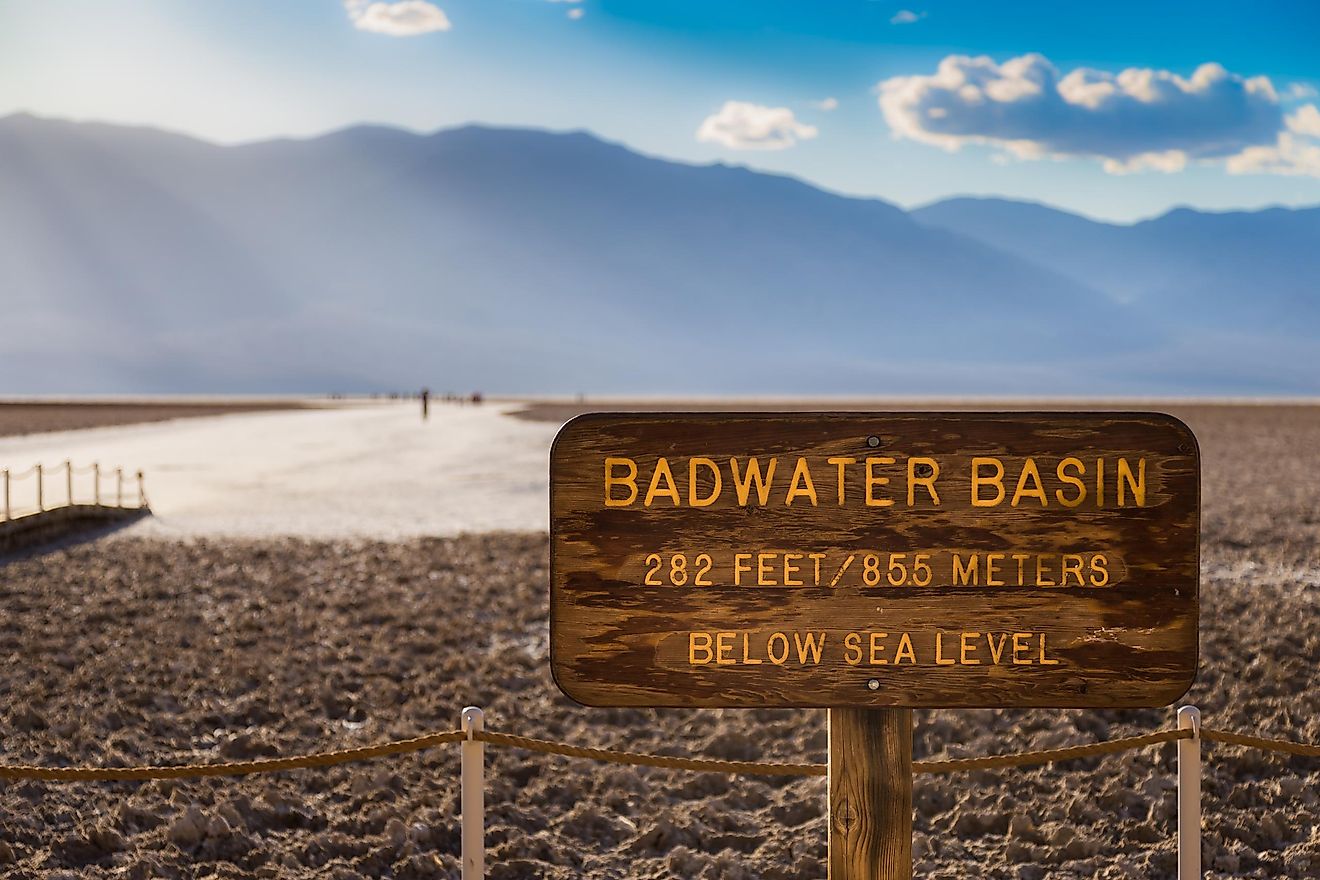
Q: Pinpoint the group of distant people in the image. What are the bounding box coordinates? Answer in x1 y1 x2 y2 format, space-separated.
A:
419 388 482 420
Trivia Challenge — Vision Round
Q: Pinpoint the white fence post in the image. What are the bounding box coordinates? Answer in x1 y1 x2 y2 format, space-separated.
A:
36 463 44 512
66 460 74 506
93 463 101 506
2 469 9 521
461 706 485 880
116 468 124 508
1178 705 1202 880
137 470 146 508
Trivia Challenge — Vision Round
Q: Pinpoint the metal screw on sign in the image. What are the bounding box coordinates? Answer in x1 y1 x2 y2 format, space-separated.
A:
867 435 881 448
461 706 485 880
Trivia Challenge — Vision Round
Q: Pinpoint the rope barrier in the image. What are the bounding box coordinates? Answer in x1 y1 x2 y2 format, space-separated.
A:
912 729 1191 774
475 731 825 777
1203 728 1320 758
0 723 1313 784
0 731 465 782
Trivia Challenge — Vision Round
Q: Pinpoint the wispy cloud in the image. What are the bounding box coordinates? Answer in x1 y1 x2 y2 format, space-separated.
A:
877 54 1307 174
697 101 819 150
811 97 839 111
891 10 926 25
567 7 584 20
344 0 451 37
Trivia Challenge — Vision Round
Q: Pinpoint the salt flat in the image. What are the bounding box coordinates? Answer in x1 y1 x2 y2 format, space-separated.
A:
0 402 560 538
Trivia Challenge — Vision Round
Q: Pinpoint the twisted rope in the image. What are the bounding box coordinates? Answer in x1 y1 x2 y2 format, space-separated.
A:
475 731 824 777
0 725 1313 784
1203 728 1320 758
913 729 1191 774
0 731 464 782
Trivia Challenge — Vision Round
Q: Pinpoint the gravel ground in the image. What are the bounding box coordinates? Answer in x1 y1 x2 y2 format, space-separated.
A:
0 406 1318 878
0 401 314 439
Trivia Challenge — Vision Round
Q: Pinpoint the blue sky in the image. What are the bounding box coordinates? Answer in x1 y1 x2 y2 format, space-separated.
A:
2 0 1319 220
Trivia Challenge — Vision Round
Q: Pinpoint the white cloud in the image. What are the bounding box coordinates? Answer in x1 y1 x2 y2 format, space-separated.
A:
812 97 839 111
878 54 1293 174
891 10 925 25
1226 105 1320 176
1285 83 1318 100
345 0 451 36
567 7 584 19
1286 104 1320 137
697 101 819 151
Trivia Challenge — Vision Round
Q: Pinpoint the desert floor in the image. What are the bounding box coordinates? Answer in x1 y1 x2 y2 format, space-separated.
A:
0 402 1317 879
0 400 320 439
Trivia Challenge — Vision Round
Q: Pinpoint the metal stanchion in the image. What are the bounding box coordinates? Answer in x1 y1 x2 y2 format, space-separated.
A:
137 470 146 508
66 460 73 506
461 706 486 880
116 468 124 508
1178 705 1202 880
36 463 44 512
93 463 101 506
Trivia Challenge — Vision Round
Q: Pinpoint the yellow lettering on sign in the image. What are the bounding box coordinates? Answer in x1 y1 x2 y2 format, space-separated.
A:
1011 457 1048 507
767 632 790 665
960 632 981 665
869 632 889 665
843 632 862 665
828 457 855 505
733 553 752 586
1090 554 1110 587
953 553 978 585
907 457 941 505
687 457 722 507
604 457 638 507
644 458 680 507
794 632 827 664
1056 457 1087 507
689 632 713 665
1012 632 1033 664
1039 633 1061 665
730 457 777 506
1118 457 1146 507
716 632 736 665
785 457 819 507
894 632 916 665
741 632 762 665
865 457 896 507
971 457 1005 506
935 633 955 665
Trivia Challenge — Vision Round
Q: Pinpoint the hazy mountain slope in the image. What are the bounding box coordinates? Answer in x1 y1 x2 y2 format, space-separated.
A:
913 197 1320 332
0 114 1315 394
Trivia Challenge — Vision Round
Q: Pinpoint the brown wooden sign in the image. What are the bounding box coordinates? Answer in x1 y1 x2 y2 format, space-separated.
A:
550 412 1199 708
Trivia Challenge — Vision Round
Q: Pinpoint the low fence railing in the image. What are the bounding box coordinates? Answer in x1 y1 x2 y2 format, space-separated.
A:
2 704 1318 880
1 461 147 522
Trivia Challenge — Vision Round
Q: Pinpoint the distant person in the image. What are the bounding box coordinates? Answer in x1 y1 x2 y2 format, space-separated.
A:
470 392 483 405
421 387 430 420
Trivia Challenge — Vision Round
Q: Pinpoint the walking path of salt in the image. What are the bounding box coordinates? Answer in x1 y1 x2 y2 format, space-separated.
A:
0 402 559 539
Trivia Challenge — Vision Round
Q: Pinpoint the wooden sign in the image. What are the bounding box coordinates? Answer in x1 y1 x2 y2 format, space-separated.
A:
550 412 1199 709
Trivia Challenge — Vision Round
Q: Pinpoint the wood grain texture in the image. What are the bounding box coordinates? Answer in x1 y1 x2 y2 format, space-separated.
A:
550 412 1199 708
829 708 912 880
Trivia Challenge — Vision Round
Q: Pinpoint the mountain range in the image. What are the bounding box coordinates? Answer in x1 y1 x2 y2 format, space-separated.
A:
2 113 1316 394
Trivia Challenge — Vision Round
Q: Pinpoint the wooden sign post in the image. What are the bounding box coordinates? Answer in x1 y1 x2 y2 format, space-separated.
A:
549 412 1199 878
